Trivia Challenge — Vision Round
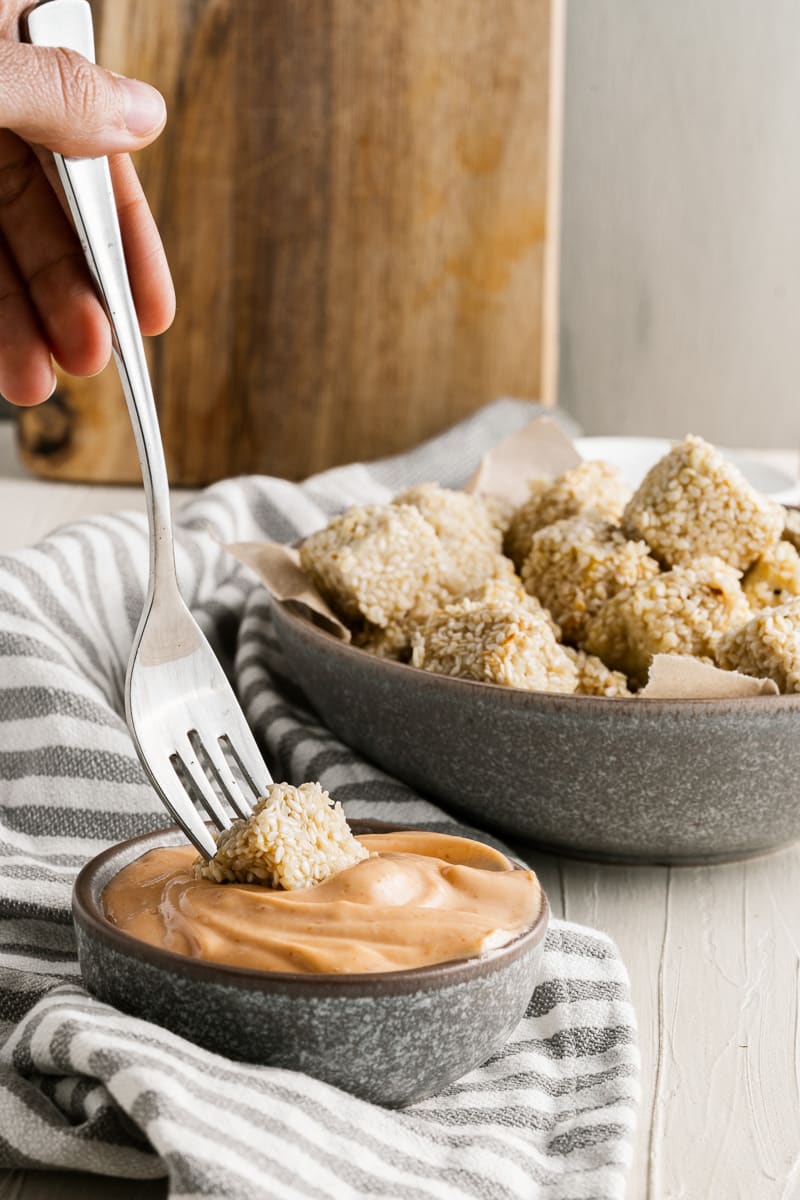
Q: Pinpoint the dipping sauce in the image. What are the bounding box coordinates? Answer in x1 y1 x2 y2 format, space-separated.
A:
102 831 542 974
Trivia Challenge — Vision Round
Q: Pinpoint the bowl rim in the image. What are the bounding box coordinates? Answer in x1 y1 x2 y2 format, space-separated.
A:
73 820 550 996
272 596 800 712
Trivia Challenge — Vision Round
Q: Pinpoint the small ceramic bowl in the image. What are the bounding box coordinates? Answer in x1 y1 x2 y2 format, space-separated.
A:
270 600 800 864
73 820 549 1108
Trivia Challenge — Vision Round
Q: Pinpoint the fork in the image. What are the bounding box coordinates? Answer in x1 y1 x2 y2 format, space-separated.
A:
24 0 273 858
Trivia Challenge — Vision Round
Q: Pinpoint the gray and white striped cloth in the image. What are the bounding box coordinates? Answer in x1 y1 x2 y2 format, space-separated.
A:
0 401 639 1199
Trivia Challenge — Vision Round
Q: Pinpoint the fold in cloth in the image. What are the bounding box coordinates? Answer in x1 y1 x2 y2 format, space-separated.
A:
0 400 638 1199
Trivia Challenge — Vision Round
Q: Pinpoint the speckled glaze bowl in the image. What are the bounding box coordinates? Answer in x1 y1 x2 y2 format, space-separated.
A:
270 601 800 864
73 821 548 1107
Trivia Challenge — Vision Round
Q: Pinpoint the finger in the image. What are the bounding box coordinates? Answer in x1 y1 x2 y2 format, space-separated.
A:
110 155 175 335
0 131 111 376
32 147 175 339
0 41 166 157
0 235 56 406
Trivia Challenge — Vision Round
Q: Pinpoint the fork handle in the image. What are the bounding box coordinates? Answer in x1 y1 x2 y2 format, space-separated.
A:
23 0 178 598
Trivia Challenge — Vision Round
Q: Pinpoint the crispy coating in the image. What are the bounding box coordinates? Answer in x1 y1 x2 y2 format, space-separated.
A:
622 435 783 571
521 516 659 644
717 599 800 693
196 782 369 889
393 484 502 599
411 600 578 693
583 557 752 686
466 572 561 637
504 462 631 570
743 541 800 610
563 647 632 697
299 503 444 628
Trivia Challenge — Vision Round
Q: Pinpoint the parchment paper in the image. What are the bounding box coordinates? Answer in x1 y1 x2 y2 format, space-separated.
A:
465 416 582 506
640 654 778 699
226 540 350 639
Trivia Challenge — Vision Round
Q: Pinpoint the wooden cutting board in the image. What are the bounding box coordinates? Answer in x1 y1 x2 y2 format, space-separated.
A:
17 0 564 484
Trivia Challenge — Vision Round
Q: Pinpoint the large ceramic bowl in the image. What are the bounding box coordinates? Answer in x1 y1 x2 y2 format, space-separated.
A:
270 601 800 864
73 821 548 1108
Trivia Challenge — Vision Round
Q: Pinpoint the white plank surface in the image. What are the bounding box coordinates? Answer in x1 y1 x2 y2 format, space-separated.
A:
1 424 799 1199
0 425 197 552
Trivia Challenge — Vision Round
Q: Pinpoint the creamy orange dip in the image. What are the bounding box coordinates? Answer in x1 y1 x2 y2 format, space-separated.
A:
103 831 541 974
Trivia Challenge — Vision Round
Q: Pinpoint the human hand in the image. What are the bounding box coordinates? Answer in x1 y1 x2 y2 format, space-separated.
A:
0 2 174 405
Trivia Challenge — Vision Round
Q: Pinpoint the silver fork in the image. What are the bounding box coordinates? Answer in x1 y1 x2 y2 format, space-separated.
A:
25 0 272 858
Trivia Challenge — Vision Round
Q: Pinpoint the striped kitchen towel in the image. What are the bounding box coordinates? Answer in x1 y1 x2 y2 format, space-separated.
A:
0 400 639 1199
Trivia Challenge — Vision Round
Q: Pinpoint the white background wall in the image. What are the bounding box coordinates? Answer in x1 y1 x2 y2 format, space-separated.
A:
559 0 800 448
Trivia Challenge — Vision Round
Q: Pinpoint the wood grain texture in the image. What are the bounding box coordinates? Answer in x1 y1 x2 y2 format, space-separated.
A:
17 0 562 484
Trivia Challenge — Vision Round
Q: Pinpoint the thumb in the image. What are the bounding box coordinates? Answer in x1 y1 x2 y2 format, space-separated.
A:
1 41 166 156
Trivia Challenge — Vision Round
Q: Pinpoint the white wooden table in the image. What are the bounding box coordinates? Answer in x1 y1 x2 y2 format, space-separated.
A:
1 425 799 1200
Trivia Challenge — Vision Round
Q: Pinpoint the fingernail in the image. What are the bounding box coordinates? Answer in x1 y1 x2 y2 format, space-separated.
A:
46 374 57 400
119 78 166 135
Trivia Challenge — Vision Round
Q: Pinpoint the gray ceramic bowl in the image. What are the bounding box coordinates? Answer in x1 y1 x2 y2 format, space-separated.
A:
73 820 548 1108
270 601 800 864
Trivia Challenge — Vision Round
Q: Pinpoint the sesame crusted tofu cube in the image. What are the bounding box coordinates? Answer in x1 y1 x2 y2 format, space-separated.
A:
622 435 783 571
743 541 800 610
393 484 502 598
521 516 659 644
196 781 369 889
717 599 800 693
299 503 444 628
504 462 631 570
410 599 578 693
582 558 752 686
563 647 632 697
